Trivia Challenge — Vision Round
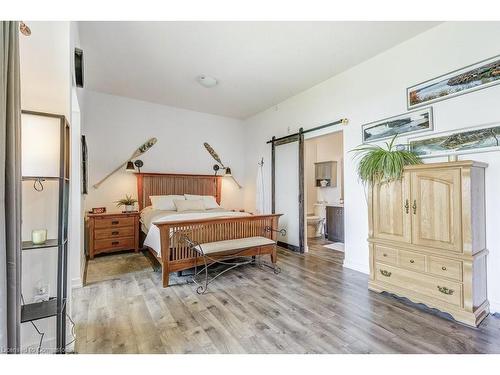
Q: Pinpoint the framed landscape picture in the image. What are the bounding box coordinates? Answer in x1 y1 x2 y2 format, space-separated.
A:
362 107 433 143
409 123 500 158
407 54 500 109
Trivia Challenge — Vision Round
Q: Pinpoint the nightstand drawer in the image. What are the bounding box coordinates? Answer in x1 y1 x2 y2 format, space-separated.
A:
94 237 135 252
94 216 135 229
94 226 135 240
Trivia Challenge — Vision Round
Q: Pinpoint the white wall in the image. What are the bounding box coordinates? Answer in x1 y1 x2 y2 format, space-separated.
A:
69 22 84 291
242 22 500 313
19 21 72 351
81 90 246 213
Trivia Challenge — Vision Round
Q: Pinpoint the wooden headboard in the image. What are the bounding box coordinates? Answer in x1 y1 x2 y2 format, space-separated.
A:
136 173 222 210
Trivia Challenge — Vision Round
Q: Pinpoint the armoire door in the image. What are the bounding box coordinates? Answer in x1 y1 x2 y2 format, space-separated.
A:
410 168 462 252
372 175 411 243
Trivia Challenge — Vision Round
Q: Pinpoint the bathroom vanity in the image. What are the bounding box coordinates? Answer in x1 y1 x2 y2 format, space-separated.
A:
326 204 344 242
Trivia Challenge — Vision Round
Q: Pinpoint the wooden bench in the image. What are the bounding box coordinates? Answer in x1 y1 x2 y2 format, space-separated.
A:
183 235 281 294
154 214 283 288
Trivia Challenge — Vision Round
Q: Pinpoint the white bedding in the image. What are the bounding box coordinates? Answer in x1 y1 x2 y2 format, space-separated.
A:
142 208 251 256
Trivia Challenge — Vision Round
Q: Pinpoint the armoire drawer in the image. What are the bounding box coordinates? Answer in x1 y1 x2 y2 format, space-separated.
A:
428 256 462 281
399 250 425 272
374 263 463 307
374 245 398 266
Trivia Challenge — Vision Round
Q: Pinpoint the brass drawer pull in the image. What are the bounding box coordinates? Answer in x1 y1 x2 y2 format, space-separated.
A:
111 220 119 225
404 199 409 214
441 266 447 271
112 241 119 245
112 231 119 235
409 259 415 264
412 200 417 214
437 286 454 295
380 269 392 277
383 253 387 257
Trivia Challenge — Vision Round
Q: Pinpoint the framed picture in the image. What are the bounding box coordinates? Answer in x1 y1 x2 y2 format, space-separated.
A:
408 122 500 158
362 107 433 143
407 54 500 109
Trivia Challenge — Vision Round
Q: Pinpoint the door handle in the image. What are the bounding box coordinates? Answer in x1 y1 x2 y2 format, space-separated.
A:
404 199 409 214
412 200 417 214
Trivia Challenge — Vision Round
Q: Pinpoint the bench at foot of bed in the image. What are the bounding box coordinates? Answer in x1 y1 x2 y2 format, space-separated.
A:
155 214 283 288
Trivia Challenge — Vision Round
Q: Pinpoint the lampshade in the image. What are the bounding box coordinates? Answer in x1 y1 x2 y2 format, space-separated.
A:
224 167 232 177
125 161 135 172
22 113 61 178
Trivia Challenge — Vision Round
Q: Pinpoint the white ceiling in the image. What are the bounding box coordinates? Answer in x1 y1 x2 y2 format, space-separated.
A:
79 21 439 119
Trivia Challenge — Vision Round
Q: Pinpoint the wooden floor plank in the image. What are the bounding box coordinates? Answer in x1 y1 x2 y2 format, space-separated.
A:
72 241 500 353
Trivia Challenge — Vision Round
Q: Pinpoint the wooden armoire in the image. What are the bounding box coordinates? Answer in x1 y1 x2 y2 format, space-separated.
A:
368 160 488 326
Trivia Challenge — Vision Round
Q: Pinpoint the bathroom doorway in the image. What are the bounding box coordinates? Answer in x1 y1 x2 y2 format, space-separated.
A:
304 131 345 260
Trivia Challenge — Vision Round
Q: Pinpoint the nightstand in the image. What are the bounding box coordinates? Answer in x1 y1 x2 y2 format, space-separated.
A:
86 212 140 259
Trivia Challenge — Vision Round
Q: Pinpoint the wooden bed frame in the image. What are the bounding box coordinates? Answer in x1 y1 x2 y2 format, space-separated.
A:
136 173 281 287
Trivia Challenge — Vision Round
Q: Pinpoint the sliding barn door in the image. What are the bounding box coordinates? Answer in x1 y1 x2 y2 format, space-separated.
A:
272 132 304 252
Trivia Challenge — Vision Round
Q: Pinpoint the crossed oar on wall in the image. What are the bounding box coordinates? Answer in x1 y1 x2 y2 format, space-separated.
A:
93 138 157 189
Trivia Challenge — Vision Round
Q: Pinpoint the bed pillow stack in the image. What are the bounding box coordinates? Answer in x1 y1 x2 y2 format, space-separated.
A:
150 195 185 211
184 194 221 209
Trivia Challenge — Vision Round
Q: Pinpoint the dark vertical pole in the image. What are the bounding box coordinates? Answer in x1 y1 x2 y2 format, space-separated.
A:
56 117 64 353
298 128 305 253
271 136 276 214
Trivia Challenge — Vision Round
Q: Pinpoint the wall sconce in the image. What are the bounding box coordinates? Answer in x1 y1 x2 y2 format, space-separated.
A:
125 159 144 173
126 161 135 172
213 164 241 188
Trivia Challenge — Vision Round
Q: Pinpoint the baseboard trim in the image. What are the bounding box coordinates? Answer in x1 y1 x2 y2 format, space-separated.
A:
343 259 369 274
489 299 500 314
277 241 300 252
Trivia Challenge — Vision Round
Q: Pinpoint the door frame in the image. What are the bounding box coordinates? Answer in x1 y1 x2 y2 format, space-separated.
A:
269 119 347 254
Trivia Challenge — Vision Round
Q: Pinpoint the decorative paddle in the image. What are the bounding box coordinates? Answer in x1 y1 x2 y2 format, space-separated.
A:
203 142 224 167
93 138 157 189
203 142 242 189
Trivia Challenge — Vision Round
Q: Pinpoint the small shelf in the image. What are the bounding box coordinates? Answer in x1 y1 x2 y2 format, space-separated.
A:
22 239 59 250
22 176 63 181
21 298 58 323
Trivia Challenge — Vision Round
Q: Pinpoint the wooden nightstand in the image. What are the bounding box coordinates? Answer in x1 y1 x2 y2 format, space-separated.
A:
86 212 140 259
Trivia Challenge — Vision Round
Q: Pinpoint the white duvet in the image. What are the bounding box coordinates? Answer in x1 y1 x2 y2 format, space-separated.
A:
143 210 251 256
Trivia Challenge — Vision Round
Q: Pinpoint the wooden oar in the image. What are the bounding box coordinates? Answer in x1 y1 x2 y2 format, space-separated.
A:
93 138 157 189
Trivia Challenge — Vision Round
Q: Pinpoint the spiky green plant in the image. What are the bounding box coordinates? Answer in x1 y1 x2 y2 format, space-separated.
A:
115 194 138 207
351 135 422 185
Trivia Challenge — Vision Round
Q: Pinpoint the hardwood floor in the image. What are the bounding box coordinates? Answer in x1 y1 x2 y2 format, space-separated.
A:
73 244 500 354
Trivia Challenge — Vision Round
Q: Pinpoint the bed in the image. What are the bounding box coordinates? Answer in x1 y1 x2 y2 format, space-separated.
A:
137 173 281 287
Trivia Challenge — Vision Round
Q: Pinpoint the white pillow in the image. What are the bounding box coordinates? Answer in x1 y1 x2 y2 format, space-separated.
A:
184 194 221 209
150 195 185 211
174 199 205 212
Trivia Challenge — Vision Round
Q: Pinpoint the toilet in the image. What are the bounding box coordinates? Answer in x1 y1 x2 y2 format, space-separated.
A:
307 203 326 238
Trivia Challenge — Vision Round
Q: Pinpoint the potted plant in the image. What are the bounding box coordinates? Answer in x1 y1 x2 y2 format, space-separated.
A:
115 194 138 212
351 135 422 185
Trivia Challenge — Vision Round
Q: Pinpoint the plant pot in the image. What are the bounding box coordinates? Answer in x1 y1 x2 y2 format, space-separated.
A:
125 205 134 212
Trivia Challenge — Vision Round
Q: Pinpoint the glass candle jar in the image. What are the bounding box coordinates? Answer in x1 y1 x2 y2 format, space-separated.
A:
32 229 48 245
